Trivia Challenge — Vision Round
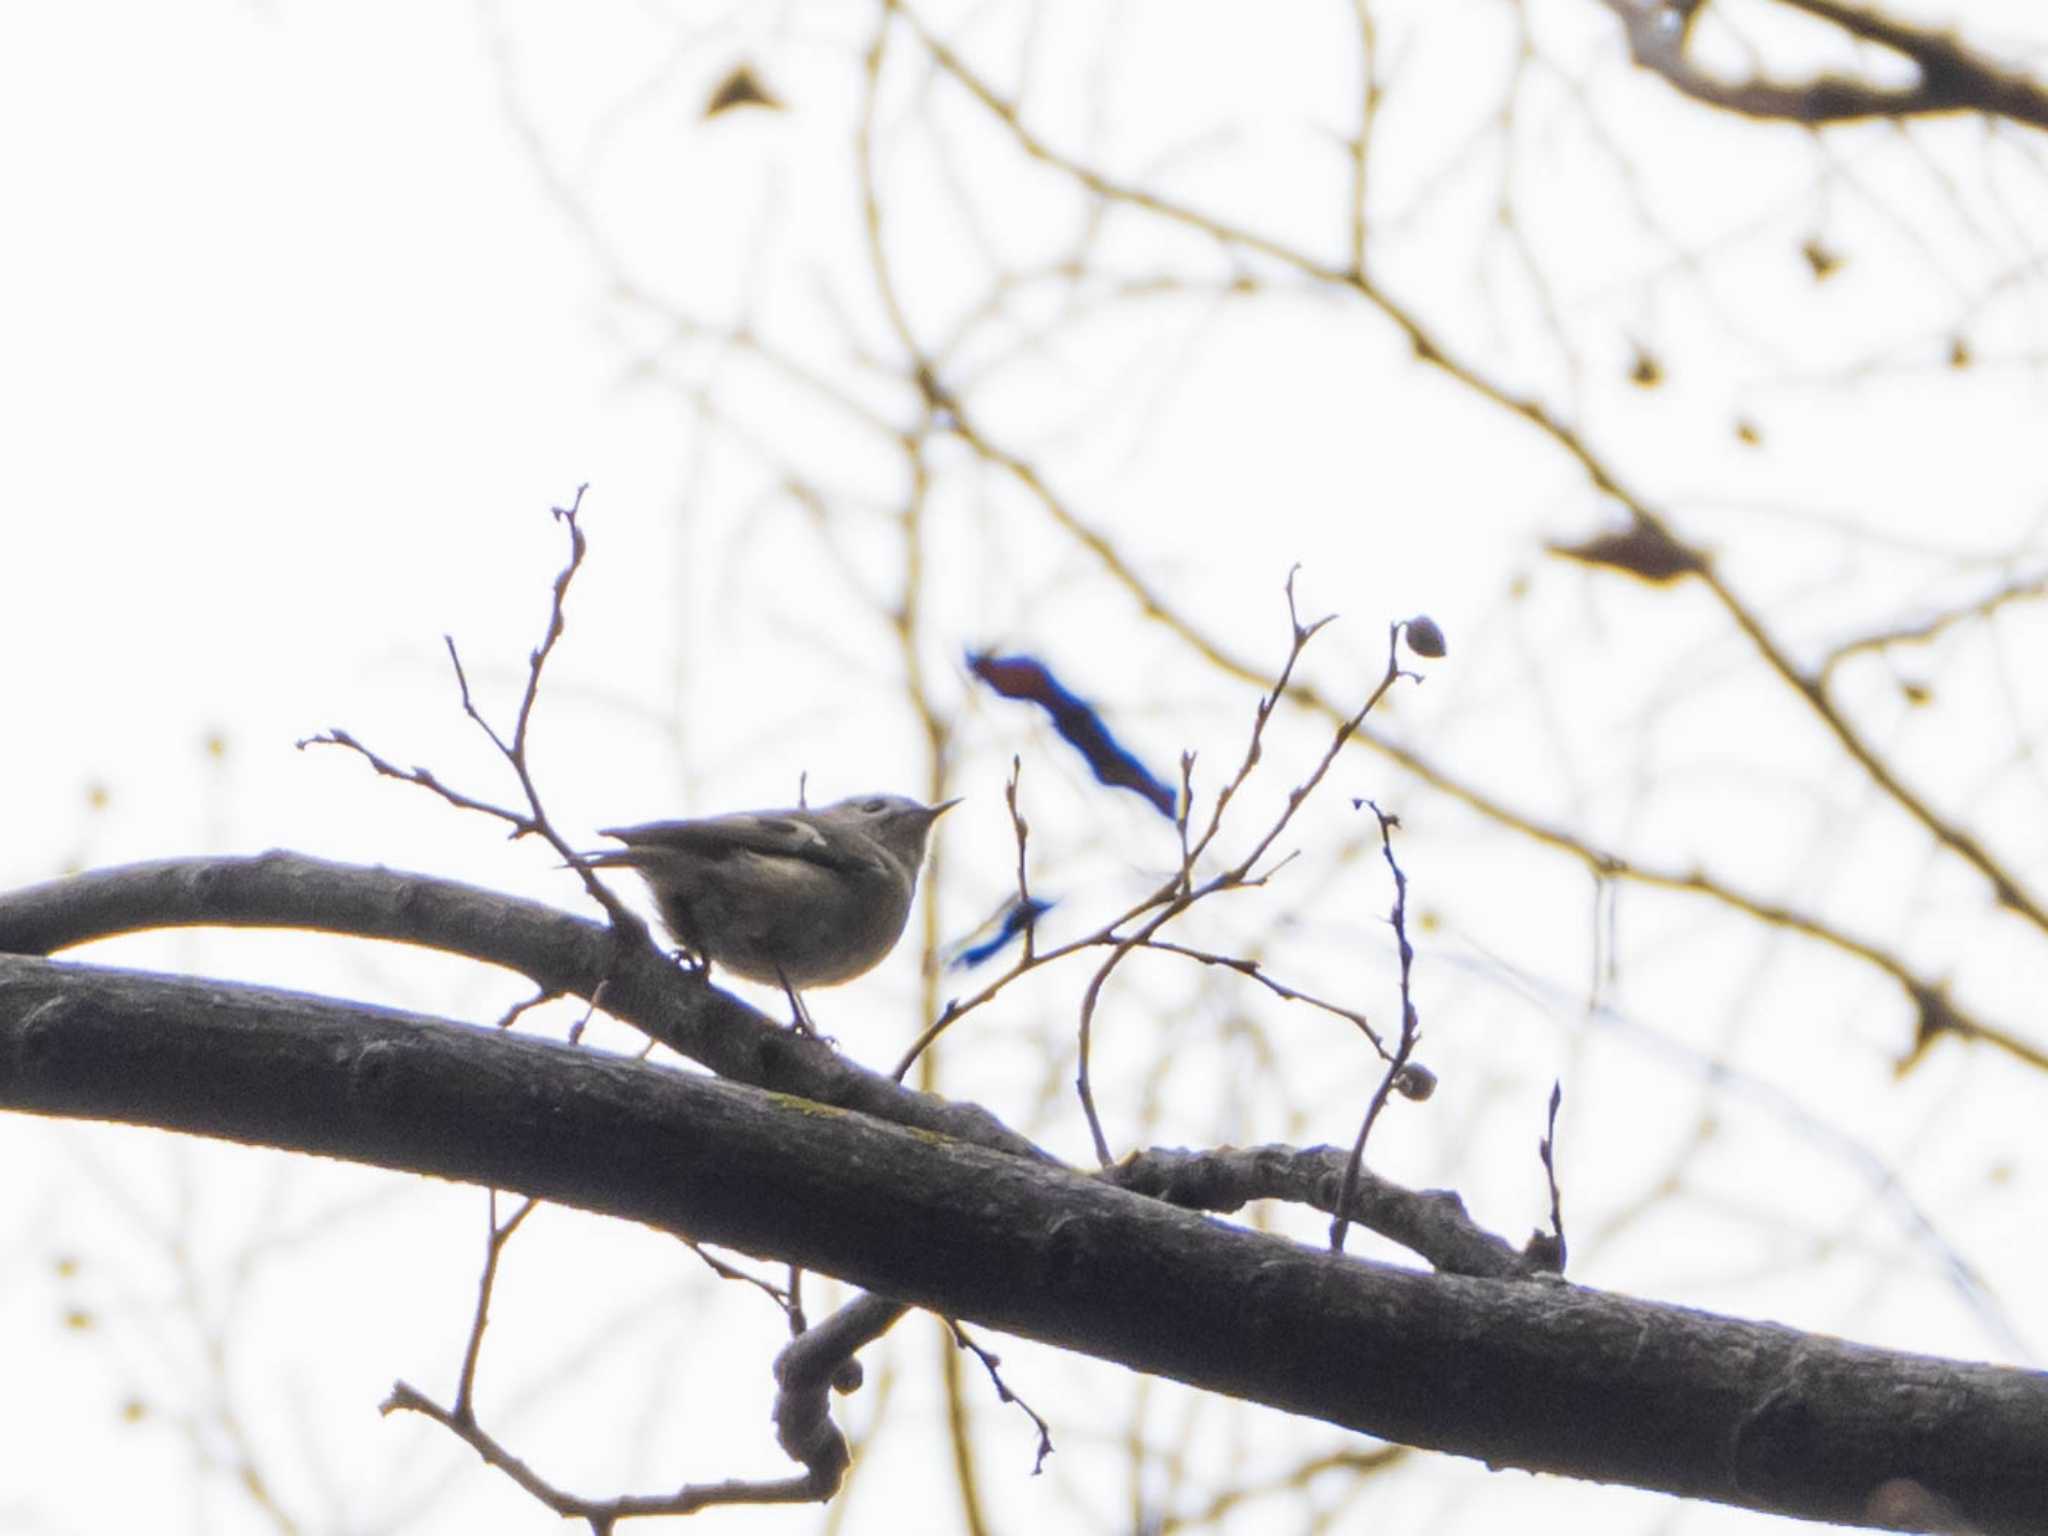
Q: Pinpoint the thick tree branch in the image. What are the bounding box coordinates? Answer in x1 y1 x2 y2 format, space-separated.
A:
1 954 2044 1531
0 856 1545 1276
0 853 1049 1162
1598 0 2048 131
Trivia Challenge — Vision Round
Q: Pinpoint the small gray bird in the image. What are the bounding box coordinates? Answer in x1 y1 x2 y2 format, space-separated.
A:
580 793 958 1032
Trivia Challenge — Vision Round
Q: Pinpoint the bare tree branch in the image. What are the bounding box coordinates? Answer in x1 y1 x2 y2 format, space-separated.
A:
1598 0 2048 131
2 952 2045 1533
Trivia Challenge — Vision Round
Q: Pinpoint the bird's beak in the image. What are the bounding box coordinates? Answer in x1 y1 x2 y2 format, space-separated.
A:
931 797 963 818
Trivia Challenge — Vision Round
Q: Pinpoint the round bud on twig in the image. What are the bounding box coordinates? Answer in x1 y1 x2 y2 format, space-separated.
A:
1404 616 1447 659
1392 1063 1437 1102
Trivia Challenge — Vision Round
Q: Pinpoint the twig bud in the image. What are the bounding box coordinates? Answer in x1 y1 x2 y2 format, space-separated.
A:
1403 616 1447 658
1392 1063 1437 1101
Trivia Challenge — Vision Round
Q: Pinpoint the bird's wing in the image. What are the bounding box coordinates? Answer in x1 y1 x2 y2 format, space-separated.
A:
598 811 872 871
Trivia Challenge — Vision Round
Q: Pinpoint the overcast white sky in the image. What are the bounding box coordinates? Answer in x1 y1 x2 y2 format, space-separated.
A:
4 3 2047 1533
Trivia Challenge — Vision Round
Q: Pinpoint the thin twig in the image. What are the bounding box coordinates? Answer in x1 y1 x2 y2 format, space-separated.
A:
454 1190 538 1422
1331 801 1421 1253
945 1319 1055 1474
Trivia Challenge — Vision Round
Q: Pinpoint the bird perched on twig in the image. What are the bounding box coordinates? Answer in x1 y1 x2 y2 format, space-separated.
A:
579 793 958 1033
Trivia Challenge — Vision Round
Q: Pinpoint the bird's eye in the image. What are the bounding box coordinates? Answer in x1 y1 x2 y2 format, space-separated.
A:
861 798 887 813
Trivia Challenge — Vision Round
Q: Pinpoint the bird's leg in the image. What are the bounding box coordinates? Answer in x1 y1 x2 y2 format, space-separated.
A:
776 968 823 1038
